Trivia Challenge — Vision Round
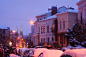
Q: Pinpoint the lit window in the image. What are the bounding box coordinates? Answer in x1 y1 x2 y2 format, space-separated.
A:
52 25 54 30
41 26 45 34
41 26 43 33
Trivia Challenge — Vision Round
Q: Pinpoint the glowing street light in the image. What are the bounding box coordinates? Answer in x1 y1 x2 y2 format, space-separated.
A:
30 20 34 24
21 39 23 41
9 42 12 46
13 30 16 33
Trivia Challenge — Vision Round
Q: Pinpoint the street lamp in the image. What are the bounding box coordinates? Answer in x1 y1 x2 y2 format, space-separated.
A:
9 42 12 46
30 20 34 25
13 30 16 33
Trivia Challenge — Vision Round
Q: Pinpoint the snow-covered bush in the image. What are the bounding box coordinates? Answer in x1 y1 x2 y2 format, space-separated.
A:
65 23 86 47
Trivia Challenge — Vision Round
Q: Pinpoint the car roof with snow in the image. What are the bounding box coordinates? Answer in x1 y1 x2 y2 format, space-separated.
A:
61 49 86 57
30 48 48 57
39 49 63 57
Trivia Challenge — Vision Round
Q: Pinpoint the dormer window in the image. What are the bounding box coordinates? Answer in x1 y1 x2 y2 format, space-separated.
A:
37 19 39 22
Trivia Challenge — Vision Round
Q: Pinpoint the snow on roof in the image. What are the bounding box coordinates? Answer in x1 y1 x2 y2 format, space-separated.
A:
0 25 8 29
46 15 57 19
57 9 78 15
40 15 56 21
66 9 78 13
36 10 52 17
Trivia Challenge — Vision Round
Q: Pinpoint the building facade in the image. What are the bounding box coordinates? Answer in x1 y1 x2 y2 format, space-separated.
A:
77 0 86 24
0 25 10 46
56 8 78 47
33 6 68 46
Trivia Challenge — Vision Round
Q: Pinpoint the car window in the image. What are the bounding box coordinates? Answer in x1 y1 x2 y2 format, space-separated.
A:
61 55 72 57
38 53 43 57
30 50 34 56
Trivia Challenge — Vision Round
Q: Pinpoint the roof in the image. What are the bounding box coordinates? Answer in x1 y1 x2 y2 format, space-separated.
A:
0 25 8 29
39 14 56 21
36 10 52 17
57 9 78 15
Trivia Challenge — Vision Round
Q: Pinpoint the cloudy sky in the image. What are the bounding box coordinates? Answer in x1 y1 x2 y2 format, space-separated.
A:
0 0 79 35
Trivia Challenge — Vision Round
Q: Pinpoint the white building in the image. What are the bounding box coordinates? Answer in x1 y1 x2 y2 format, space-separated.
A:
77 0 86 24
33 6 68 46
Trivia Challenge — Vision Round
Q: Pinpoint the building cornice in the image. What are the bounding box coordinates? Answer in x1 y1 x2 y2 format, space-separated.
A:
56 12 77 16
77 0 86 6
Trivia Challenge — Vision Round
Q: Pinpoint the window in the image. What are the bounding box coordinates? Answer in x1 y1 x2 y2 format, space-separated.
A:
47 25 49 33
41 26 45 34
63 21 65 29
60 22 61 29
60 35 63 44
81 13 82 24
52 37 54 41
44 38 45 43
85 10 86 20
41 38 42 43
44 26 45 33
41 26 43 33
47 37 49 44
52 25 54 30
37 19 39 22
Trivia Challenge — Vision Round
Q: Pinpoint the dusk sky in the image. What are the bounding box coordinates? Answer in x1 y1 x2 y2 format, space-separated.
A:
0 0 80 35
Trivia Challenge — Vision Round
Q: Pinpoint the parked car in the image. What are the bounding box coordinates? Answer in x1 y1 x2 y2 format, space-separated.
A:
38 49 63 57
10 54 20 57
29 48 48 57
60 49 86 57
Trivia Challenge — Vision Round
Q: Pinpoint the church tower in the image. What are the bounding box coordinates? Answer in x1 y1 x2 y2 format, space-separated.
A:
20 27 23 38
15 27 18 36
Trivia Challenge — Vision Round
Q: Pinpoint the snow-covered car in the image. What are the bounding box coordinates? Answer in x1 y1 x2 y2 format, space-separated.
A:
29 48 48 57
38 49 63 57
60 49 86 57
10 54 20 57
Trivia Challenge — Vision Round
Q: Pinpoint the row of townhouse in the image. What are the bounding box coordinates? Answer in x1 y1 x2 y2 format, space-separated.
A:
31 0 86 47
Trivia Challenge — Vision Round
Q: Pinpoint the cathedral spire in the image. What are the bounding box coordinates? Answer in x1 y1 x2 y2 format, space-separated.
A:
20 26 23 38
15 27 18 36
